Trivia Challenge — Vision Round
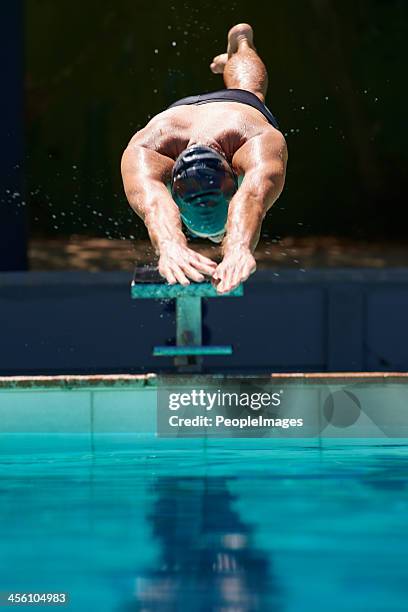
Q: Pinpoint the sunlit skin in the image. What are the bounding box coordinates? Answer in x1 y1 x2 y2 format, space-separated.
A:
121 24 288 294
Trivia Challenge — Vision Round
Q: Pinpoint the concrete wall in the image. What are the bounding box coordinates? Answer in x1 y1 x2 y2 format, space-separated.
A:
0 269 407 374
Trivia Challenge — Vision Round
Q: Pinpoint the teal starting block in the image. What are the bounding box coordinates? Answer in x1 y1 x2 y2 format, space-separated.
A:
131 268 243 370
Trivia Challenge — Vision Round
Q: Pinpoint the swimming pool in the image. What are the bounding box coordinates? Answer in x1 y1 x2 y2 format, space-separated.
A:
0 375 407 610
1 435 407 611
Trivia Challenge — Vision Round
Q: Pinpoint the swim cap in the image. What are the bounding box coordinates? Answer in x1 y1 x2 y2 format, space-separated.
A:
171 145 238 238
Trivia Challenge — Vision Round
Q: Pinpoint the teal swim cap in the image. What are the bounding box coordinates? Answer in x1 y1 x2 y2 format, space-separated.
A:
171 145 238 237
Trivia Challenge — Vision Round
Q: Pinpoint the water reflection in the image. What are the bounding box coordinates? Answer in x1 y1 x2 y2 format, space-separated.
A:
120 476 281 611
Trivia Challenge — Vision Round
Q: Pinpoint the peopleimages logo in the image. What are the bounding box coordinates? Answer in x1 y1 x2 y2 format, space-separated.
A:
168 389 282 411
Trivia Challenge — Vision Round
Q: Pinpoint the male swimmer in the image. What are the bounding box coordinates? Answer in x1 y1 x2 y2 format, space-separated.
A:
121 24 288 294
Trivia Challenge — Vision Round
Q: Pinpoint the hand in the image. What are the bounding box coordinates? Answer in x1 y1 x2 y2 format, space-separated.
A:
158 241 217 285
212 248 256 294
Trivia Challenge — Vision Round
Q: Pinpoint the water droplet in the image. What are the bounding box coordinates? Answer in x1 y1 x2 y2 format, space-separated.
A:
171 41 177 47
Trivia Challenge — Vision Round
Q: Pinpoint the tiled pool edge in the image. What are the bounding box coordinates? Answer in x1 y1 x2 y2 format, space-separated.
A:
1 373 408 436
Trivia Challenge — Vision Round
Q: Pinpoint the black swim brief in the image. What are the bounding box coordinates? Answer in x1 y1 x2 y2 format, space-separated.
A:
168 89 280 130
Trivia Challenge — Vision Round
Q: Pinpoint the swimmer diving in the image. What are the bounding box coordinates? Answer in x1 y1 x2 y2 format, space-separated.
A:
121 23 288 294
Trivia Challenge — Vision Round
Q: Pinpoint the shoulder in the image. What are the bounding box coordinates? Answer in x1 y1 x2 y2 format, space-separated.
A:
129 108 190 145
126 108 190 159
246 126 287 158
232 127 287 174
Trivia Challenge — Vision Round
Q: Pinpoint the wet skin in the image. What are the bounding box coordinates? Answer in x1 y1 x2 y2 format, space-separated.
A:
121 101 287 294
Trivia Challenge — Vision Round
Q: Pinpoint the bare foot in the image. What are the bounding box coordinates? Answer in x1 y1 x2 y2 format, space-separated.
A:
227 23 255 57
210 53 228 74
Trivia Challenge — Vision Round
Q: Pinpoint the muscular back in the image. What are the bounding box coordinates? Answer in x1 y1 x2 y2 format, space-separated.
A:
128 101 283 176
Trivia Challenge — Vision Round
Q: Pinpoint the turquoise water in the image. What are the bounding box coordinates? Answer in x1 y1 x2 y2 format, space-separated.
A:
0 435 407 611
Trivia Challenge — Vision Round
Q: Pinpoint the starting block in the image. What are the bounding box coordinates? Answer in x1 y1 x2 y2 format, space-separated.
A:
131 267 243 370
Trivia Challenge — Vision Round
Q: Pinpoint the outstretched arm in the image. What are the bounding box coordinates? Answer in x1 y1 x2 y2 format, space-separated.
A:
213 130 287 293
121 142 216 285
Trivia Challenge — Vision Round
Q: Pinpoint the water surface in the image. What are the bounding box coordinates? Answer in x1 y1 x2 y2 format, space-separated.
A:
0 436 407 611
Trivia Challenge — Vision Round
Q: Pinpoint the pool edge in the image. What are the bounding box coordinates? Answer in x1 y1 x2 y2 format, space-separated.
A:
1 371 408 390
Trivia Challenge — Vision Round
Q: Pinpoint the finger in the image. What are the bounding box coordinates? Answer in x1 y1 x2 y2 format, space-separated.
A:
219 267 233 294
159 265 177 285
172 265 190 286
193 253 217 274
192 256 218 276
217 276 230 294
229 268 242 290
211 267 221 288
249 258 257 274
217 282 230 295
241 260 256 282
233 266 250 287
239 269 251 284
180 263 205 283
165 269 178 285
212 264 224 281
194 252 218 267
189 258 214 277
196 263 218 277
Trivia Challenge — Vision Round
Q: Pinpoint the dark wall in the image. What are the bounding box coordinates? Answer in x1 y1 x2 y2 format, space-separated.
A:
0 2 27 270
25 0 408 240
1 270 408 375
